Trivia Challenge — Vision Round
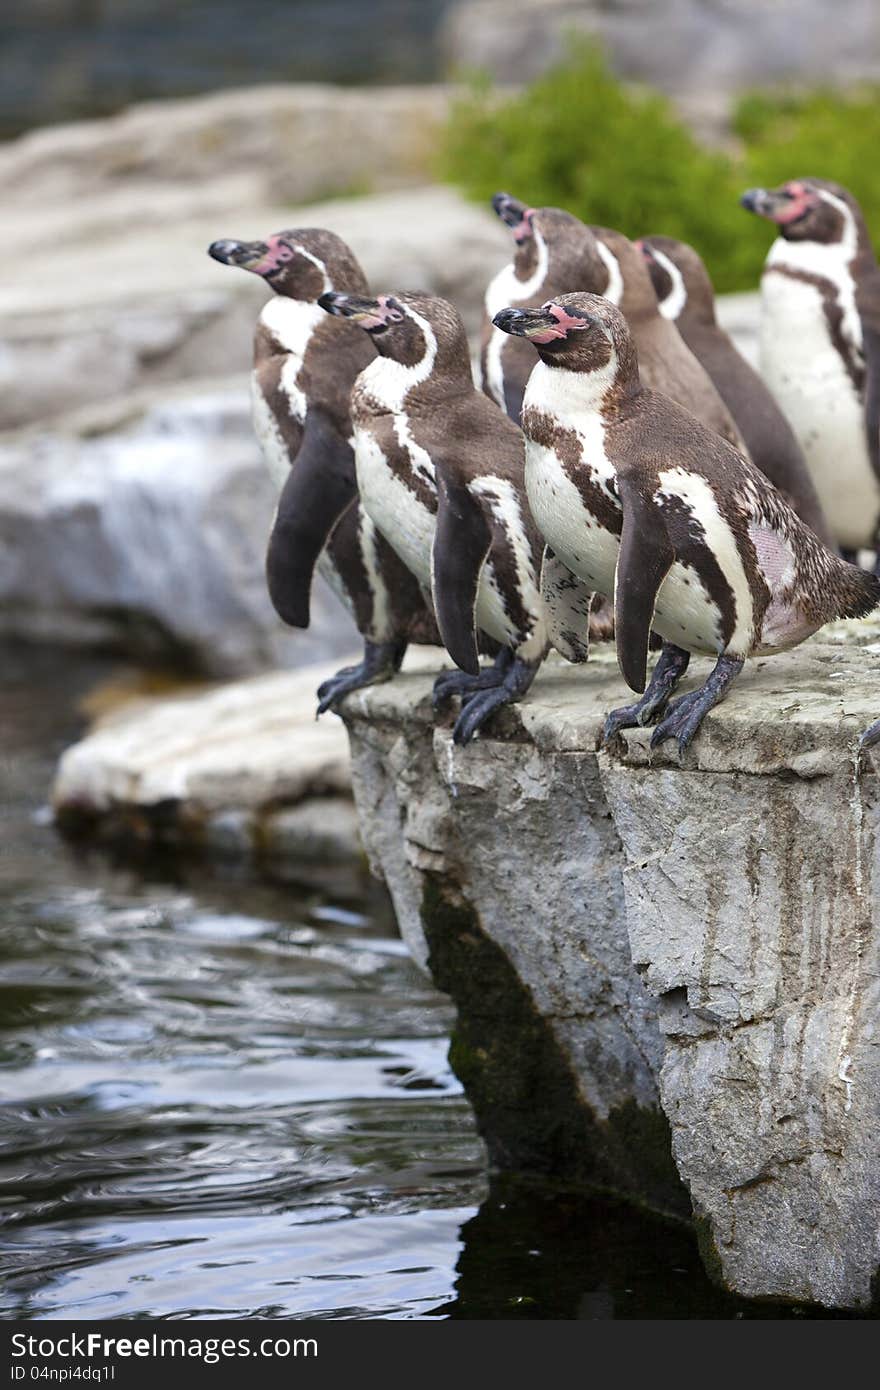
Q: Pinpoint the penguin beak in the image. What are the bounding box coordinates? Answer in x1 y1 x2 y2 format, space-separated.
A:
208 235 298 277
208 238 271 269
491 192 534 243
740 188 771 216
493 305 588 346
318 292 405 333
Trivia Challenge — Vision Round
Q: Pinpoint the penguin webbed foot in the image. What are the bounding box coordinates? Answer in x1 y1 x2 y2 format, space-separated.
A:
432 649 513 710
451 655 538 745
649 654 744 754
316 638 407 716
601 643 690 747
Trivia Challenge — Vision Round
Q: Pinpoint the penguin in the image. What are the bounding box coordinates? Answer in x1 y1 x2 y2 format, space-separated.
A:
207 228 438 712
482 194 616 423
590 225 748 455
639 233 834 546
492 291 880 752
484 194 747 454
319 288 549 744
741 178 880 558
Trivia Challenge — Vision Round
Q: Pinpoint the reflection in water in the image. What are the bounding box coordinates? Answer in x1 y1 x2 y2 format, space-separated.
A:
0 645 483 1319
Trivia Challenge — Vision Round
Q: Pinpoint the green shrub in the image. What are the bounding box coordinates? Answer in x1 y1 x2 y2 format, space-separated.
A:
441 41 880 295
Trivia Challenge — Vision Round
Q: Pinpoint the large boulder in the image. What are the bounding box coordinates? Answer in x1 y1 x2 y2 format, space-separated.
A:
0 383 358 672
51 658 366 885
0 183 508 429
340 630 880 1309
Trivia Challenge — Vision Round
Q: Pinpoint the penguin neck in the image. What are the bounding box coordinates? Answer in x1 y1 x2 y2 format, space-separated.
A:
647 246 710 326
525 350 638 424
485 229 551 317
362 312 470 413
595 240 624 307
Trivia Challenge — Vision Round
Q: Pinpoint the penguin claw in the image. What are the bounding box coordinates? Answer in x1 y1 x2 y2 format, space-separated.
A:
315 639 408 716
649 694 704 754
432 668 497 710
452 685 513 744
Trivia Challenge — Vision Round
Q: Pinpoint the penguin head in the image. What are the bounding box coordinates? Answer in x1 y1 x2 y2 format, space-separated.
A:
740 179 864 245
320 290 471 378
493 292 637 382
207 228 368 299
492 193 608 291
639 236 715 325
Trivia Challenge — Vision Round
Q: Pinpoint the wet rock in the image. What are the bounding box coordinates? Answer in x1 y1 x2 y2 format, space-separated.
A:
0 383 358 672
52 660 361 876
341 629 880 1309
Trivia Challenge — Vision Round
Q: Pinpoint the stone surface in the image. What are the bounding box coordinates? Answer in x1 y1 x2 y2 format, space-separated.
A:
0 383 358 672
443 1 880 132
341 628 880 1309
0 185 507 429
51 660 363 878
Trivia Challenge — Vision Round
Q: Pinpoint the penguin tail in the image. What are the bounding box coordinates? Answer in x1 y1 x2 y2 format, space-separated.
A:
837 564 880 621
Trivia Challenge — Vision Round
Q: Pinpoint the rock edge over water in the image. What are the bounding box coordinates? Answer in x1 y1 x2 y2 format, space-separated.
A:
341 635 880 1310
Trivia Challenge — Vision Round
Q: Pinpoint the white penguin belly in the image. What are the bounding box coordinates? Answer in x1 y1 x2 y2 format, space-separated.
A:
525 441 725 657
251 373 292 493
760 274 878 548
355 429 536 653
355 428 436 589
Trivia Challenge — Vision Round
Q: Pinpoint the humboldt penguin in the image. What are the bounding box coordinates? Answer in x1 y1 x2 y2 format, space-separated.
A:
319 289 548 744
493 291 880 752
207 228 438 711
741 178 880 559
485 194 747 452
590 225 747 454
482 194 617 423
639 233 833 545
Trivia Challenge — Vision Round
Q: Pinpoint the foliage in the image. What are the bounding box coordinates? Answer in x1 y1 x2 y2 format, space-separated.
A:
441 41 879 295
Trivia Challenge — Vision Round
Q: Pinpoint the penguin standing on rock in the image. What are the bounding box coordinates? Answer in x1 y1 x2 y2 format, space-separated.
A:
485 195 747 452
482 194 615 423
319 289 549 744
590 226 747 454
639 234 833 545
741 178 880 561
207 228 438 712
493 292 880 752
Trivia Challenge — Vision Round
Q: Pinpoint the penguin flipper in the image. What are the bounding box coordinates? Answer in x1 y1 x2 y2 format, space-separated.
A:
265 409 358 629
614 478 675 694
431 475 492 676
540 548 593 663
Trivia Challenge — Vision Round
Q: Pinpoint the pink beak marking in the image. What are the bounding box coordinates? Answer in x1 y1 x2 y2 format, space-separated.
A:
773 182 812 224
250 234 297 275
513 209 536 243
530 302 589 344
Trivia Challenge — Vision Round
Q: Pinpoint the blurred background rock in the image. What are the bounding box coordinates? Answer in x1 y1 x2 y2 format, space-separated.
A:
1 0 878 675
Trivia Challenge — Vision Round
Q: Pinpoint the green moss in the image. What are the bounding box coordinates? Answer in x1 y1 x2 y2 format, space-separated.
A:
440 40 880 295
420 872 689 1219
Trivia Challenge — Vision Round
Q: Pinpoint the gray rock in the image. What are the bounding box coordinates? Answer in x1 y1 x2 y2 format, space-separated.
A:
0 183 507 428
341 630 880 1309
51 660 361 879
0 383 358 672
442 1 880 114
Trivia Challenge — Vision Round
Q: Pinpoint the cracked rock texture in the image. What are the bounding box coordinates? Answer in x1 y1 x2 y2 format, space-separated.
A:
341 631 880 1309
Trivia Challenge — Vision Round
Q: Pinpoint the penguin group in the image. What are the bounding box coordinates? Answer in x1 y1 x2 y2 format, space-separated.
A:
208 173 880 754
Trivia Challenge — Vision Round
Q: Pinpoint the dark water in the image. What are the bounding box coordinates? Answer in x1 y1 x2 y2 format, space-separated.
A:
0 1 455 137
0 646 864 1319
